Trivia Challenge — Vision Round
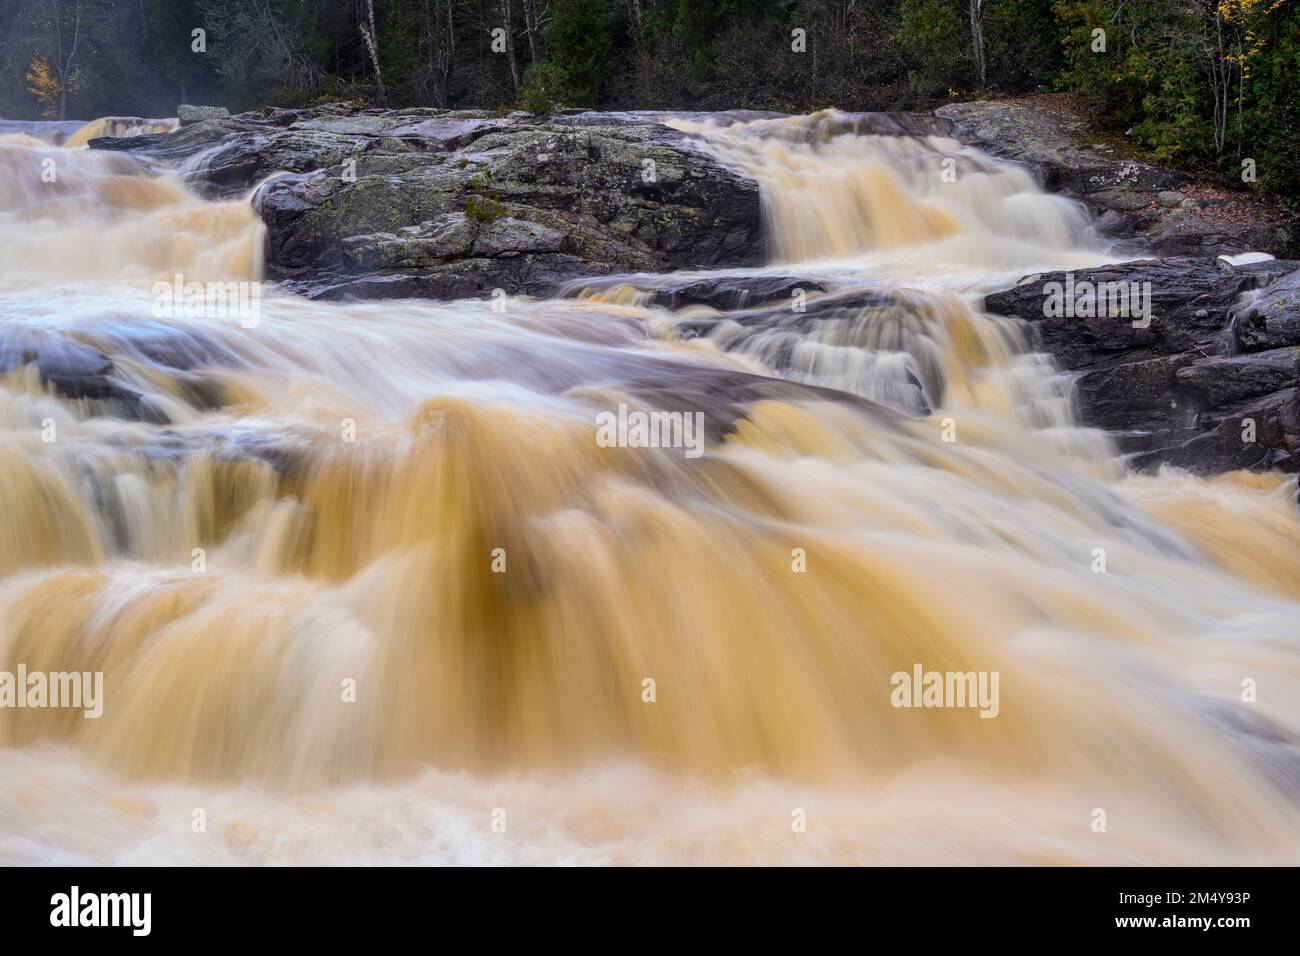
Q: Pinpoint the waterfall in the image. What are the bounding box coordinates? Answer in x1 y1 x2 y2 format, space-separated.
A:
0 114 1296 865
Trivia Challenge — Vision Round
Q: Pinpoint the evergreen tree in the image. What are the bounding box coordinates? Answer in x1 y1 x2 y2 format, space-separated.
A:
544 0 615 106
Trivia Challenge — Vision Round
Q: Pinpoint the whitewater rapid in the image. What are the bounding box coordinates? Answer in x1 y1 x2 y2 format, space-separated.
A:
0 113 1297 865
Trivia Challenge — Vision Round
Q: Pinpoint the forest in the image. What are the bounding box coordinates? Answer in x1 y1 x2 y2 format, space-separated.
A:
0 0 1297 203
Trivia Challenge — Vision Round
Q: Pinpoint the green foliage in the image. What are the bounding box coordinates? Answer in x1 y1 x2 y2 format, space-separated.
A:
0 0 1293 206
1131 52 1212 166
983 0 1062 91
543 0 616 106
671 0 777 89
1052 0 1300 206
466 169 496 196
893 0 969 97
518 62 569 114
1052 0 1156 120
1239 3 1300 200
376 0 419 94
465 193 506 223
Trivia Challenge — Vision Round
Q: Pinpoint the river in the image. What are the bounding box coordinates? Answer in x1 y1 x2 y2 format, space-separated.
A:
0 112 1297 864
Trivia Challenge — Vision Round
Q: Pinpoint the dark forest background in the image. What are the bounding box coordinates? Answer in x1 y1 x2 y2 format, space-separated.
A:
1 1 1296 202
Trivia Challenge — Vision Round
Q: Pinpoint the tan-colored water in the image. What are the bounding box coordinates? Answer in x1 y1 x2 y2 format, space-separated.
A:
0 113 1296 864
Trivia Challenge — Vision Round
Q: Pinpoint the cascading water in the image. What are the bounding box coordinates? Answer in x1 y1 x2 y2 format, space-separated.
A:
0 112 1297 865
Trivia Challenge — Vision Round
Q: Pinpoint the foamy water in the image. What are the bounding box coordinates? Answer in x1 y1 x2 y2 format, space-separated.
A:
0 113 1297 865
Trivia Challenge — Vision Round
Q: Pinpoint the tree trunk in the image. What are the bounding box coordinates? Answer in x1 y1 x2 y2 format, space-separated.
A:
1236 36 1245 160
360 0 386 106
809 0 818 110
521 0 540 67
500 0 520 93
969 0 986 89
51 0 64 118
444 0 455 105
50 0 82 120
1211 13 1228 160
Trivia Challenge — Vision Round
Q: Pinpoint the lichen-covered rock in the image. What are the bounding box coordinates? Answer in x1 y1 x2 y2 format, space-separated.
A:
92 105 765 300
177 105 230 125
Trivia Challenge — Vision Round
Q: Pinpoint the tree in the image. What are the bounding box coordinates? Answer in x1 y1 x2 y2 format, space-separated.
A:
45 0 83 119
26 54 63 117
197 0 320 106
894 0 970 96
428 0 457 106
969 0 986 87
544 0 614 105
500 0 521 93
360 0 386 104
520 0 550 67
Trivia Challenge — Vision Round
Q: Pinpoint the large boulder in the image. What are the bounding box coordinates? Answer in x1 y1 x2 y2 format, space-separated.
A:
92 105 765 300
984 258 1300 472
1237 268 1300 351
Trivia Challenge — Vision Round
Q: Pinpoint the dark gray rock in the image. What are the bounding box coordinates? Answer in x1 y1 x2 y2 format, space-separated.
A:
1236 268 1300 351
558 273 831 311
983 258 1293 370
983 257 1300 473
1176 348 1300 405
0 330 166 423
93 105 766 300
1130 388 1300 473
936 100 1181 194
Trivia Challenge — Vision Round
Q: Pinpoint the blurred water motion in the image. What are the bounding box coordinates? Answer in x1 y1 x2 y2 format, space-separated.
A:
0 113 1297 865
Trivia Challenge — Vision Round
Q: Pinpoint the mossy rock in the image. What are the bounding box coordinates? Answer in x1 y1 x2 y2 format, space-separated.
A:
465 194 507 223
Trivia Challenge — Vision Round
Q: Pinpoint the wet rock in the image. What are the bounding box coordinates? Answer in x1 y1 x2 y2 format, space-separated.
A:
648 275 830 311
665 286 933 415
177 105 230 125
0 330 167 423
936 100 1181 193
672 287 886 341
93 105 765 300
1176 347 1300 405
1093 209 1136 238
983 258 1287 369
559 273 831 312
1236 267 1300 351
983 257 1300 473
1131 387 1300 473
